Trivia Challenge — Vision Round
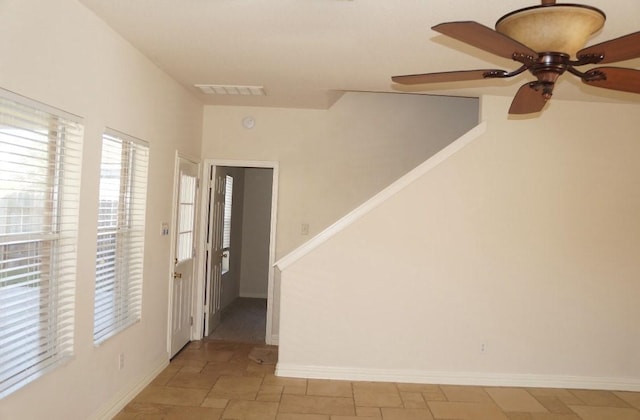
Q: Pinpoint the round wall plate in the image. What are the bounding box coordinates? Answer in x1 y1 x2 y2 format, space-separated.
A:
242 116 255 129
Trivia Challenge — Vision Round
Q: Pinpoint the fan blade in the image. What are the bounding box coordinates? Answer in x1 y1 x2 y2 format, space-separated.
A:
509 83 547 115
577 31 640 64
392 69 507 85
582 67 640 94
433 21 537 60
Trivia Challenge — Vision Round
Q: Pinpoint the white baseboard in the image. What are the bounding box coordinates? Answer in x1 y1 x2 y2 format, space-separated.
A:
268 334 279 346
275 363 640 392
239 292 268 299
90 355 169 420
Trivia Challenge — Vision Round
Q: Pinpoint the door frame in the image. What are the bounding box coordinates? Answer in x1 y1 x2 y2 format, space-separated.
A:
166 151 201 356
194 159 280 345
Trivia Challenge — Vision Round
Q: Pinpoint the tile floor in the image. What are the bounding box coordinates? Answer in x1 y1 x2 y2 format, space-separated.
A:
114 340 640 419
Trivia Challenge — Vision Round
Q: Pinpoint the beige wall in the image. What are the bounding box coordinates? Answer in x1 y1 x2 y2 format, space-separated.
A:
0 0 203 418
202 93 478 342
240 168 274 299
277 95 640 389
201 92 479 259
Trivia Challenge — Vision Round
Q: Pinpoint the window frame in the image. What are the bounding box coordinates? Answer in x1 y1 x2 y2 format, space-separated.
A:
93 129 149 345
176 172 197 263
0 88 83 398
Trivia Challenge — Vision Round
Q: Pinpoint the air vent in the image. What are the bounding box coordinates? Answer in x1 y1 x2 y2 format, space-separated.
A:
195 84 266 96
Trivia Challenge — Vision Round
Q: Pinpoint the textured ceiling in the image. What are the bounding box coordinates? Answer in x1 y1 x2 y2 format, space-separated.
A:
79 0 640 109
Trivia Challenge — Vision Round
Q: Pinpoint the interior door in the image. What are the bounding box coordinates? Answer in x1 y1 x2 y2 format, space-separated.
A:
204 167 228 335
170 158 199 357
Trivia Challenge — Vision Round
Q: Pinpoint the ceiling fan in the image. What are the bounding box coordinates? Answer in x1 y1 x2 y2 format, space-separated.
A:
392 0 640 115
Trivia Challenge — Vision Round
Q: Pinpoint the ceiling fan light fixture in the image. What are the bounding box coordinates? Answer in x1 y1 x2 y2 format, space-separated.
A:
393 0 640 116
495 4 605 57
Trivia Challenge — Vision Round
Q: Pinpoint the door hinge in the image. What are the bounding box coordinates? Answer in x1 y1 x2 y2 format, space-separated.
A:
196 178 200 189
190 316 193 326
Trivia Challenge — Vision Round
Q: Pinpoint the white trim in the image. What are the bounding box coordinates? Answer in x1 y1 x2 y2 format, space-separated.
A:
207 159 279 169
195 163 212 338
275 363 640 392
0 87 83 123
265 163 280 346
104 127 148 147
269 334 279 345
274 122 487 271
89 355 169 420
239 292 268 299
194 159 279 345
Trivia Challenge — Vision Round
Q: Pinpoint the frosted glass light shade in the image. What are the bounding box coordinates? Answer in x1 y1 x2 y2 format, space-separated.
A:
496 5 605 57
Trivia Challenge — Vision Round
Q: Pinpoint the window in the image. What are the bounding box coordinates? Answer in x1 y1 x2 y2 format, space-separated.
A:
0 89 83 397
222 175 233 274
93 130 149 344
176 173 197 263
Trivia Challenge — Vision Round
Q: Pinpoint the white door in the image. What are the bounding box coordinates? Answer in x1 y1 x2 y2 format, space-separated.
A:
170 158 199 357
204 167 227 335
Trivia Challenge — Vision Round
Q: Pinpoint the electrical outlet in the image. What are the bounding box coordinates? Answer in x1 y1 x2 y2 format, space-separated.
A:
480 342 487 354
118 353 125 370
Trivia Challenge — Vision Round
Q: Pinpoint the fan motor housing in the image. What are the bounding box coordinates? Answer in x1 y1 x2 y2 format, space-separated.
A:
530 52 570 83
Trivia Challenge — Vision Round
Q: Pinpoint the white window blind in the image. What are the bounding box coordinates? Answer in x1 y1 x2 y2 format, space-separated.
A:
0 89 83 398
176 173 197 263
222 175 233 249
221 175 233 274
94 130 149 344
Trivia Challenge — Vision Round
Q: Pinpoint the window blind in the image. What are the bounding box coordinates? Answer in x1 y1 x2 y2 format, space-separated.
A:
222 175 233 249
93 130 148 344
0 89 83 397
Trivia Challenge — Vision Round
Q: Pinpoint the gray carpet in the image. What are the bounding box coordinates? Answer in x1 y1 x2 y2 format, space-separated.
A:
206 297 267 343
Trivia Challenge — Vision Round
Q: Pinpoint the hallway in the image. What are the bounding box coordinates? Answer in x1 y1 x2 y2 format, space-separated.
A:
207 297 267 344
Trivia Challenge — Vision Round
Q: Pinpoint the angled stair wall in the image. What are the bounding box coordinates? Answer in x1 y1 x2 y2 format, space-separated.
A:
275 96 640 391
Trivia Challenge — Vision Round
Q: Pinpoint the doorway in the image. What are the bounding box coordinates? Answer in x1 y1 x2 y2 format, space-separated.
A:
196 160 278 345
